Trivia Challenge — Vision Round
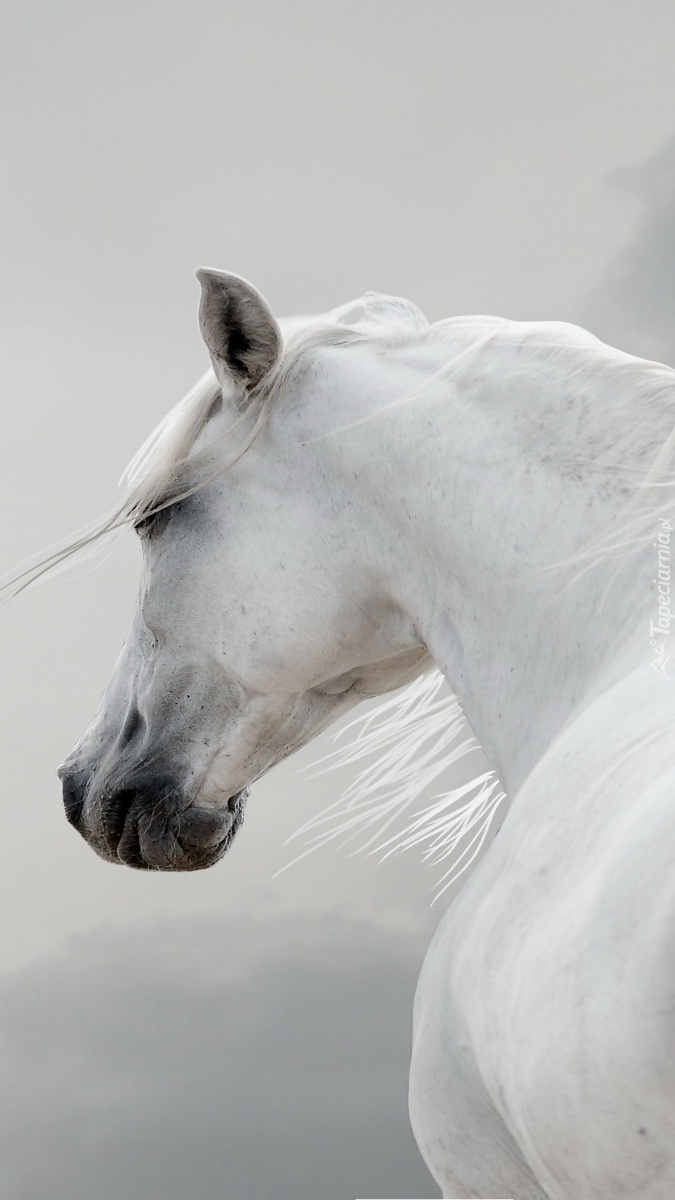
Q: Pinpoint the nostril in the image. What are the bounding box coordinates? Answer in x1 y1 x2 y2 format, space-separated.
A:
60 771 87 828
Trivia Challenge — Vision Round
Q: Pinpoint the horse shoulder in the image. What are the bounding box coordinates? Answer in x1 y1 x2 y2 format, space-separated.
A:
412 663 675 1196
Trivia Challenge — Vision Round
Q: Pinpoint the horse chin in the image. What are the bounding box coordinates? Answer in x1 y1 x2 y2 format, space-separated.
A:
113 787 250 872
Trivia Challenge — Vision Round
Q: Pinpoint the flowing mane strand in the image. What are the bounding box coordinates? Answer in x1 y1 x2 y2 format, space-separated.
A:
278 669 507 903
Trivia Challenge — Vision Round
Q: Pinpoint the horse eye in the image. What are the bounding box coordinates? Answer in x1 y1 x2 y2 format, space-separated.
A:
133 501 179 538
133 510 162 537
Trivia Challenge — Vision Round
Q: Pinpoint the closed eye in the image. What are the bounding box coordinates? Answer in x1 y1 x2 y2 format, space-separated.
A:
133 505 172 538
133 514 156 536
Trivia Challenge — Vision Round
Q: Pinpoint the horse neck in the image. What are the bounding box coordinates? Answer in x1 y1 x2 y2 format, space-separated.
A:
316 329 670 796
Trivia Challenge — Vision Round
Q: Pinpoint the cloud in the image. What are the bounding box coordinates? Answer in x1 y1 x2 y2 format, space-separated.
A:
0 914 439 1200
583 136 675 366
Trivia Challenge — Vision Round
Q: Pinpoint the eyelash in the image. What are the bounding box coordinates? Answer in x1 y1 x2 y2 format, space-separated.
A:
133 510 162 536
133 490 188 537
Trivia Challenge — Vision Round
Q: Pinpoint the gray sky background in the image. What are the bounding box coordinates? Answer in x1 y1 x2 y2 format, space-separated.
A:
1 3 675 1198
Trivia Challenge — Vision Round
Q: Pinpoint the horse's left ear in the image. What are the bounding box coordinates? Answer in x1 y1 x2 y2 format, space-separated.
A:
195 268 283 391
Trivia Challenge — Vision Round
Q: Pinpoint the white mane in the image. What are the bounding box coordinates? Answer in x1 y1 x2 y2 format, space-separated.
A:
279 670 506 902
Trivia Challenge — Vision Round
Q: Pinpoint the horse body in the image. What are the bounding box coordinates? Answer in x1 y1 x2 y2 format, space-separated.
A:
411 645 675 1197
55 272 675 1196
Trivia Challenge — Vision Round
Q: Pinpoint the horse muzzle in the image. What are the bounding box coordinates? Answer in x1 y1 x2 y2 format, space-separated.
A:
58 762 248 871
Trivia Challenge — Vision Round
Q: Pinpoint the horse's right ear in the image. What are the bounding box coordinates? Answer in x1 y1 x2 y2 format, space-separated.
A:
195 268 283 393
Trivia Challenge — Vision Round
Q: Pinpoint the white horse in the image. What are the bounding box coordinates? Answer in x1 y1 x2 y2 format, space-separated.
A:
46 270 675 1198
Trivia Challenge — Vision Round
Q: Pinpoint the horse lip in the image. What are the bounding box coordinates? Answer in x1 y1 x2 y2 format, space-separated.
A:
102 789 139 859
116 801 150 870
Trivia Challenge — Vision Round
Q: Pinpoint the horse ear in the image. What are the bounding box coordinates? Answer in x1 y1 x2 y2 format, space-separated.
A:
195 268 283 391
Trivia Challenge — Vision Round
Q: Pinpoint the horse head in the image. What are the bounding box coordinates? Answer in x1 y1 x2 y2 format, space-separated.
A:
58 270 428 870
